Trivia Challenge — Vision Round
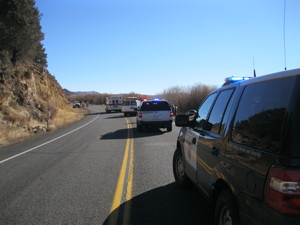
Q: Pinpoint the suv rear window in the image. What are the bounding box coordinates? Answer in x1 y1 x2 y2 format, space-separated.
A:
232 77 293 154
125 101 137 106
140 101 171 111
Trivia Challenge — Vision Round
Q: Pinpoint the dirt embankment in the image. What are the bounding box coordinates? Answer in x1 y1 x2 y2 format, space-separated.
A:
0 65 86 146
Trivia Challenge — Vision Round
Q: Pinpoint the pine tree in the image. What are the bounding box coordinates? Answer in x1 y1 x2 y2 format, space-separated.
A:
0 0 47 67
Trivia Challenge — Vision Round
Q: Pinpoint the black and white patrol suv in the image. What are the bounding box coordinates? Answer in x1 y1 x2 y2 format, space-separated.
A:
173 69 300 225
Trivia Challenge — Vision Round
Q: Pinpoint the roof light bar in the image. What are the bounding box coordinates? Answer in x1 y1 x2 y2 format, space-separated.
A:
223 76 253 86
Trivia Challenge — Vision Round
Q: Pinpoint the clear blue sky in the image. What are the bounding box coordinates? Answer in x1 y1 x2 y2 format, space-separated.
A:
35 0 300 95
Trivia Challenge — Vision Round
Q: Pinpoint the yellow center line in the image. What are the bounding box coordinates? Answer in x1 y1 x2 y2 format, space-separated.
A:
126 122 134 201
108 118 134 225
123 122 134 225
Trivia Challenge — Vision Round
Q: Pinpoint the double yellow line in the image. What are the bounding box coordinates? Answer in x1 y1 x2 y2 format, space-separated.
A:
108 118 134 225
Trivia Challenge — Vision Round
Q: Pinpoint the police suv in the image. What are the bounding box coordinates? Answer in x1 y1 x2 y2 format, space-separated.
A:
173 69 300 225
136 99 174 132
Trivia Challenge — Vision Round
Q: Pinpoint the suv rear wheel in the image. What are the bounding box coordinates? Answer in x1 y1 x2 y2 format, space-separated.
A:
173 148 191 188
214 190 240 225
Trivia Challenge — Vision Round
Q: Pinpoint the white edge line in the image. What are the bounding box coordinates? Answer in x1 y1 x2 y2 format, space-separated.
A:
0 115 100 164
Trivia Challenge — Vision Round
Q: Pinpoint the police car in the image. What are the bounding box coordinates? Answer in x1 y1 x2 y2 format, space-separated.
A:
173 69 300 225
136 98 174 132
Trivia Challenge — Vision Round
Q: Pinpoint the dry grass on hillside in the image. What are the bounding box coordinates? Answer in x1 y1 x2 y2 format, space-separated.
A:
52 107 88 129
0 106 87 146
0 63 89 147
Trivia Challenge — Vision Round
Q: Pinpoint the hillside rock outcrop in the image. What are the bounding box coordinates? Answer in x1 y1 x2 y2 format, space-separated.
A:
0 64 68 145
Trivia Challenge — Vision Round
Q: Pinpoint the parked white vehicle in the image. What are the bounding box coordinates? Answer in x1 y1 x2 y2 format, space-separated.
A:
105 96 123 113
122 97 141 116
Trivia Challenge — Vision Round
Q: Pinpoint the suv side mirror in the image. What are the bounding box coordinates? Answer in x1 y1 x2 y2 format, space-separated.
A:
175 115 190 127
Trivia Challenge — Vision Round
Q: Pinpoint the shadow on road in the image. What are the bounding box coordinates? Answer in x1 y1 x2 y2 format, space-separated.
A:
85 112 102 116
100 127 170 140
104 115 126 119
83 109 122 116
103 183 212 225
100 128 128 140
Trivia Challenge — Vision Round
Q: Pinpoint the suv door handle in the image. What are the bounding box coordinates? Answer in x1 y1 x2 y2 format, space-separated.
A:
192 138 196 145
212 147 219 156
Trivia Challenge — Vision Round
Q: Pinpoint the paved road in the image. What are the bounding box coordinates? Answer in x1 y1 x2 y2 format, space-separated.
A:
0 105 211 225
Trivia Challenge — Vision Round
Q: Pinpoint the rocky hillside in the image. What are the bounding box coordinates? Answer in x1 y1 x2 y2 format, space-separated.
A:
0 64 83 146
0 0 86 146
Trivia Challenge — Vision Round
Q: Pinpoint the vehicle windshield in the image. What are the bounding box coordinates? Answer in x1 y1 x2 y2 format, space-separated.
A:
140 101 171 111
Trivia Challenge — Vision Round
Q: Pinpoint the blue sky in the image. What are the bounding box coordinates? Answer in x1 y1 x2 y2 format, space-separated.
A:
35 0 300 95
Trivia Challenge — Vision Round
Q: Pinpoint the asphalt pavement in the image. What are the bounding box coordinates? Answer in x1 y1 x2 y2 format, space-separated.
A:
0 105 211 225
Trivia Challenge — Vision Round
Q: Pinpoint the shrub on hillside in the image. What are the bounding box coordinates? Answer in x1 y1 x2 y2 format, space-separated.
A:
161 83 217 113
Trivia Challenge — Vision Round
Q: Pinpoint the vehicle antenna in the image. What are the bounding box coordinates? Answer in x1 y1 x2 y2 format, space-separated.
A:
253 57 256 77
283 0 287 70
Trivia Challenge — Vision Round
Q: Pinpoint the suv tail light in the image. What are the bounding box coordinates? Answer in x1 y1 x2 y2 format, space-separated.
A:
138 112 142 118
170 112 174 118
264 166 300 214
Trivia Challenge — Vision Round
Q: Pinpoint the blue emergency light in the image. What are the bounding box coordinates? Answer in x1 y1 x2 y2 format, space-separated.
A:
223 76 253 86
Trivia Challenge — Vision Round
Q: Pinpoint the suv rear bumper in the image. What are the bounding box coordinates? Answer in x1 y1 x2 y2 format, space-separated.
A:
138 120 172 128
238 195 300 225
